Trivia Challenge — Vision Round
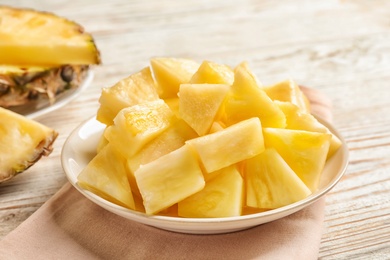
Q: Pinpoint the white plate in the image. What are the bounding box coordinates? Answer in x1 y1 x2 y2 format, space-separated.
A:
8 70 93 119
61 116 349 234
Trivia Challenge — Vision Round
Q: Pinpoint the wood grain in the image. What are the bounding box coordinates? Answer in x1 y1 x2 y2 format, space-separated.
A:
1 0 390 258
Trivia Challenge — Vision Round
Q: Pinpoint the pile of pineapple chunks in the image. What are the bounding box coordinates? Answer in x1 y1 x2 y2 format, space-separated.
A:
77 58 342 218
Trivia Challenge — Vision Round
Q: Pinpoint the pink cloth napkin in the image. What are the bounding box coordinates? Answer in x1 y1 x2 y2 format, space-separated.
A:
0 87 331 260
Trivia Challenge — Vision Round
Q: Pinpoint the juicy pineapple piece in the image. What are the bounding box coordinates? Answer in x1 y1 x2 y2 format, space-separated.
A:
187 117 264 173
246 148 311 209
178 165 243 218
224 62 286 128
0 107 57 182
0 6 100 66
105 100 175 158
150 57 199 98
77 144 135 209
127 119 198 173
190 60 234 85
97 67 159 125
179 84 229 136
0 64 88 107
263 128 331 191
276 101 342 159
263 80 311 112
134 145 205 215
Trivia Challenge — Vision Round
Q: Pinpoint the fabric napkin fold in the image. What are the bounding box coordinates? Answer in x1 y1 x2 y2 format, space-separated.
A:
0 87 331 260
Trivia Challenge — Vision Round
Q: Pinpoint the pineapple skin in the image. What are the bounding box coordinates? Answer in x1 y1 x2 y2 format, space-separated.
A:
0 107 58 183
0 65 89 108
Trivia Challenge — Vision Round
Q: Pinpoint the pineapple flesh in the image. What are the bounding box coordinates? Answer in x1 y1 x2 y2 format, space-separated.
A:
0 107 58 182
0 6 100 66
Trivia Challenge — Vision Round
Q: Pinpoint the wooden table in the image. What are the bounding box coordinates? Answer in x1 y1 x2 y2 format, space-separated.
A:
1 0 390 258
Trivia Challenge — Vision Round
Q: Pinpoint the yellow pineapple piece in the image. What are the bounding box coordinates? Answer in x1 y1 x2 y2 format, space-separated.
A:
263 128 331 191
186 117 264 173
224 62 286 128
127 119 198 173
276 101 342 159
179 83 229 136
105 100 174 159
150 57 199 99
190 60 234 85
164 97 180 118
134 145 205 215
77 144 135 209
246 148 311 209
178 165 243 218
0 6 100 66
208 121 226 134
263 80 310 112
0 107 57 182
97 67 159 125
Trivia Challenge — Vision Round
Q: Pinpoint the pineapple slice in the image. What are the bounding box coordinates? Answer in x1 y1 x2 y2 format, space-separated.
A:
186 117 264 173
263 128 331 191
96 67 159 125
178 165 243 218
0 6 100 66
150 57 199 98
0 107 57 182
263 80 311 112
246 148 311 209
77 144 135 209
276 101 342 159
224 62 286 128
179 83 229 136
104 100 175 159
134 145 205 215
190 60 234 85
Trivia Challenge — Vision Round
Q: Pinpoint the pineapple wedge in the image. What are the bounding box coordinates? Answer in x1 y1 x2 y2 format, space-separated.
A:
0 107 58 182
0 6 100 66
246 148 311 209
96 67 159 125
190 60 234 85
178 165 243 218
134 145 205 215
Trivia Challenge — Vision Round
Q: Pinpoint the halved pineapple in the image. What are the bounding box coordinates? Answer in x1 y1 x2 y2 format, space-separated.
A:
0 107 58 182
0 6 100 66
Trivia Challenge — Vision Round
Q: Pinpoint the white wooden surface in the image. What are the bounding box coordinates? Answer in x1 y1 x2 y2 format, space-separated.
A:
1 0 390 259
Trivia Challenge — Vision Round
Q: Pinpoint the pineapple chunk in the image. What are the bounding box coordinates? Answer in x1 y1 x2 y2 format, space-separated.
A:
179 84 229 136
190 60 234 85
224 62 286 128
134 145 205 215
0 6 100 66
105 100 174 158
263 128 331 191
178 165 243 218
187 117 264 173
263 80 311 112
0 107 57 182
246 148 311 209
77 144 135 209
276 101 342 159
150 57 199 98
97 67 159 125
127 119 198 173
